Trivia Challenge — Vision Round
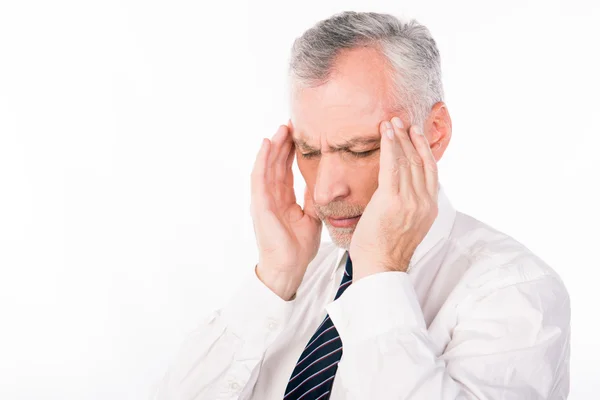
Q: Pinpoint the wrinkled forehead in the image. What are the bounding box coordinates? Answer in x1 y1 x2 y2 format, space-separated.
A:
289 80 396 148
289 47 399 145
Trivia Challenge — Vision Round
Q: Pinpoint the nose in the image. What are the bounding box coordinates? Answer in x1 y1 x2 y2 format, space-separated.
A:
313 155 350 206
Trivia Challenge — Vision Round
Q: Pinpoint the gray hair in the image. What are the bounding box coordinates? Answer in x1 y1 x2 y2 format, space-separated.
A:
289 11 444 128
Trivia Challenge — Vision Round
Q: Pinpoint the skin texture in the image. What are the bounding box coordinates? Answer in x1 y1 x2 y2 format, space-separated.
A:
252 46 452 300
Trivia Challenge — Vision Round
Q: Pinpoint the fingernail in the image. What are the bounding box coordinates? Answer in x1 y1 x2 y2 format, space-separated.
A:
382 121 394 140
413 126 423 135
392 117 403 128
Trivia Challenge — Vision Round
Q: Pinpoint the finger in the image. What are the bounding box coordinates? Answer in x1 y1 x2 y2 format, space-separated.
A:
377 120 396 193
278 142 296 206
286 121 296 171
282 121 297 199
409 125 439 198
378 120 408 194
251 138 271 209
284 144 296 189
275 125 292 184
266 125 287 185
391 117 426 197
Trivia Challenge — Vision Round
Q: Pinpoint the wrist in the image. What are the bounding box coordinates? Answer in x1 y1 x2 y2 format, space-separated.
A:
352 257 409 281
255 264 300 301
352 264 387 282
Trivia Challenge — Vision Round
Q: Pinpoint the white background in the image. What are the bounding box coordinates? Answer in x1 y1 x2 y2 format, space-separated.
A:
1 0 598 399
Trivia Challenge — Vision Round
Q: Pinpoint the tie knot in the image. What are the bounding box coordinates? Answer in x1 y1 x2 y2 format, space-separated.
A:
344 254 353 277
334 254 353 300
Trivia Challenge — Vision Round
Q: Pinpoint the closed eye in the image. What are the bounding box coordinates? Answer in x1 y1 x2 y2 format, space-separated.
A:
300 149 379 159
300 151 320 160
349 149 378 158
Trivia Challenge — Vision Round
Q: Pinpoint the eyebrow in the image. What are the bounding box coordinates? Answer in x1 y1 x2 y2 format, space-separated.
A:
292 135 381 153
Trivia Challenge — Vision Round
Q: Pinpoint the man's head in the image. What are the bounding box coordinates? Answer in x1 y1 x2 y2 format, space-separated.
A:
288 11 452 249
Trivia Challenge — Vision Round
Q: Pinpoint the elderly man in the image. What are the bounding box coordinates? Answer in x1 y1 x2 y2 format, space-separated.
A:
154 11 570 400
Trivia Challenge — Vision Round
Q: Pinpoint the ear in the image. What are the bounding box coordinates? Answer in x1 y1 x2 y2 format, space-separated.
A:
425 102 452 161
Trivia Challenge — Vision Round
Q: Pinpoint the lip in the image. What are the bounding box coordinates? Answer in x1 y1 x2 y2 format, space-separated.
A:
327 215 362 228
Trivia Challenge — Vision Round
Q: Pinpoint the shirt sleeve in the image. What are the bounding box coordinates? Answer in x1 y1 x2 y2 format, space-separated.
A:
152 266 296 400
325 270 571 399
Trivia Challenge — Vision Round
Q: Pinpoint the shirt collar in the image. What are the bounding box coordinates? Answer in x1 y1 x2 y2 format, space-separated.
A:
332 181 457 275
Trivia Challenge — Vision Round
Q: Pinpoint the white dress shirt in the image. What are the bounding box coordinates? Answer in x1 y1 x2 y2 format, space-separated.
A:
153 184 570 400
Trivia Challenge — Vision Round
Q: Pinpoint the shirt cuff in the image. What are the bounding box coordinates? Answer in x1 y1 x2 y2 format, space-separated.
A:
325 271 426 345
221 265 296 345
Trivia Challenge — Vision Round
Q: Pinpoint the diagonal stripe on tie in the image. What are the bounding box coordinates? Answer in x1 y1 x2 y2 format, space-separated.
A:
283 253 353 400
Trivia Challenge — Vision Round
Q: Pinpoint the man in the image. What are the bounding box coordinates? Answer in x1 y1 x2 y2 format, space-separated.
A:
154 11 570 400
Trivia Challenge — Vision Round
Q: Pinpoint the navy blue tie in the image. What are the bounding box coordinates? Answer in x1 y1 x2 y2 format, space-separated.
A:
283 254 353 400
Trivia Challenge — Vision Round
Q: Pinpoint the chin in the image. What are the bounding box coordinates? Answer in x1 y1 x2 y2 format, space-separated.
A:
328 226 354 250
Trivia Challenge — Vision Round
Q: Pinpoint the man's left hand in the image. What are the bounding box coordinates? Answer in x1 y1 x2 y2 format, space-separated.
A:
349 117 439 281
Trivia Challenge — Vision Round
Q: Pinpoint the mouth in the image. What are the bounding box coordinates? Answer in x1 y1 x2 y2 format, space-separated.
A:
326 214 362 228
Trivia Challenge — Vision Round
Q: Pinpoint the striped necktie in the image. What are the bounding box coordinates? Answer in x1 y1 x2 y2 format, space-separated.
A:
283 253 353 400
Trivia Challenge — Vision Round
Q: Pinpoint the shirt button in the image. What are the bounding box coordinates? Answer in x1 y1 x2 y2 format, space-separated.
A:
230 381 241 391
266 319 279 331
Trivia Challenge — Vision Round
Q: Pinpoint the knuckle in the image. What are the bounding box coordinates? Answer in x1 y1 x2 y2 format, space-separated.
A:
425 160 438 173
409 154 424 166
401 189 417 204
410 194 422 209
395 155 410 168
419 198 432 210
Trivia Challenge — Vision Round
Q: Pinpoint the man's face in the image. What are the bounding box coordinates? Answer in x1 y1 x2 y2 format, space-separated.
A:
290 47 405 249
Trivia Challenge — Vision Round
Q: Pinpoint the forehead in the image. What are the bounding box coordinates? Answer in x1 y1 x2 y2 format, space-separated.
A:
290 47 397 143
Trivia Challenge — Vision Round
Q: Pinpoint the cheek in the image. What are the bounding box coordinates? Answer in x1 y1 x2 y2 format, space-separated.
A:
349 159 379 196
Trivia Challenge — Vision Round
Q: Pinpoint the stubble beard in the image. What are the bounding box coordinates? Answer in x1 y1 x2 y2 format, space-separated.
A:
313 201 363 250
325 225 355 250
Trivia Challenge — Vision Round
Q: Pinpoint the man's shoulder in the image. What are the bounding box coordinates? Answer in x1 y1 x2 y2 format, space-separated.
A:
449 211 568 297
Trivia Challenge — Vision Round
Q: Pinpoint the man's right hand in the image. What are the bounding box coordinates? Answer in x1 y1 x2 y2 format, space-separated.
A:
250 123 323 301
